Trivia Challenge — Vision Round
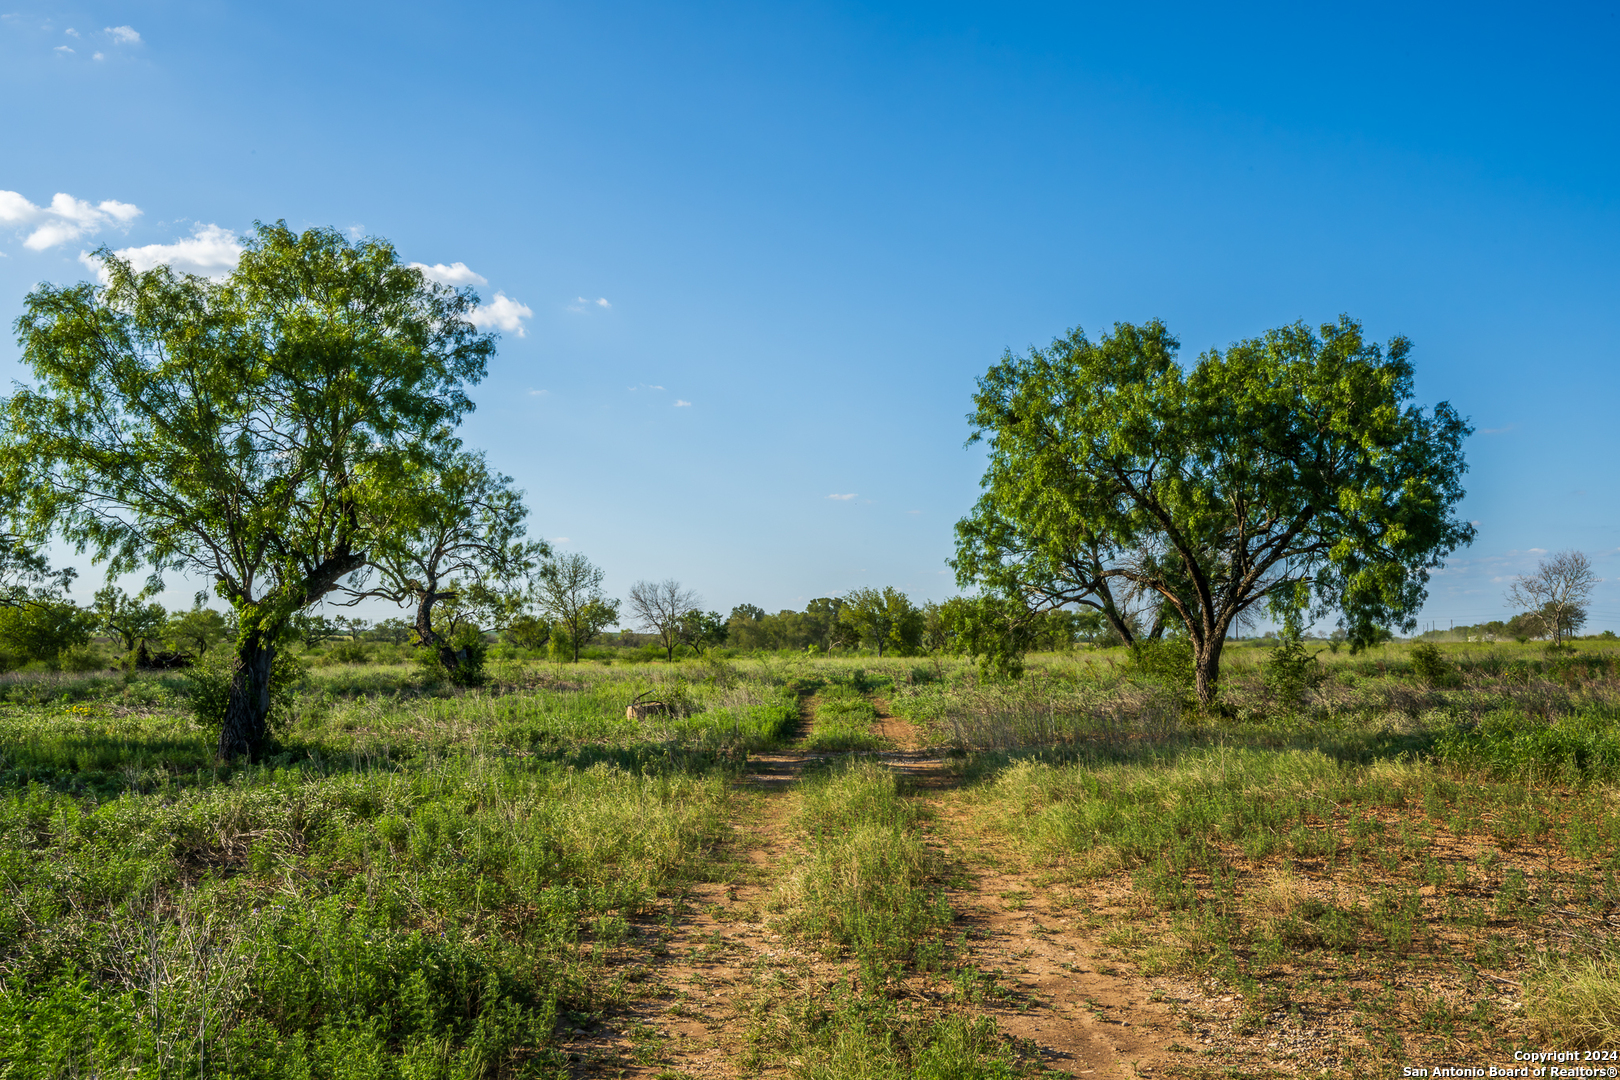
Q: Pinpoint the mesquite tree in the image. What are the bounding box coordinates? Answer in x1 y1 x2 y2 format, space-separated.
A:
1 223 492 758
536 553 619 662
355 449 545 682
954 316 1475 704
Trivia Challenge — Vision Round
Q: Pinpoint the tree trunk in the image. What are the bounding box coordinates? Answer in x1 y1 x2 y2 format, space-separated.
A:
1192 634 1225 707
414 588 473 681
218 633 274 760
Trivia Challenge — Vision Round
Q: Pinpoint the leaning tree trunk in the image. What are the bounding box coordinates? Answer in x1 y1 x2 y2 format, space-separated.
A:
219 632 274 760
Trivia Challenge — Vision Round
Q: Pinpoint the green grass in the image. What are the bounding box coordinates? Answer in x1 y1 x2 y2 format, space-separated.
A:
0 659 781 1078
772 761 949 982
6 642 1620 1073
802 684 888 751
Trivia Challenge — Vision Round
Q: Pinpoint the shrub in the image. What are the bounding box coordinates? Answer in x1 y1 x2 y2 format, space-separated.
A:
0 602 97 668
328 639 369 664
1127 638 1193 691
183 646 306 736
1409 642 1456 685
1262 637 1317 706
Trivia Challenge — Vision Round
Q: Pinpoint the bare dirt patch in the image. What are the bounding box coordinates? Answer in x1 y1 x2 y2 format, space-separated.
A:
565 691 1395 1078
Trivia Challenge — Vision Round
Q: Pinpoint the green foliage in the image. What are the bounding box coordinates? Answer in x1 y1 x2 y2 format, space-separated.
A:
1436 707 1620 784
360 449 545 672
444 622 489 686
546 626 575 663
727 597 847 652
289 612 341 648
167 602 229 658
1409 641 1457 685
0 600 96 666
676 609 729 655
3 221 493 758
1262 635 1318 706
504 613 550 650
1347 622 1394 653
954 316 1475 702
1128 636 1194 691
932 594 1059 679
535 552 618 662
183 645 307 737
839 587 924 657
367 617 412 645
92 586 169 667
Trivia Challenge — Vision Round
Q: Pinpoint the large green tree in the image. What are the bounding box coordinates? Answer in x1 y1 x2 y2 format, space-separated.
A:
955 317 1474 703
2 222 493 757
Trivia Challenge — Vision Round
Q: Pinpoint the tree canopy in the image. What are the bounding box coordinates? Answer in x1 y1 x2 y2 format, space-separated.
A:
838 586 923 657
954 316 1474 701
1 222 494 756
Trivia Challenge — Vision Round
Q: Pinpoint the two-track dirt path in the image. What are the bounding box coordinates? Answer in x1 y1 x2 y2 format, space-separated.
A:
567 689 1288 1078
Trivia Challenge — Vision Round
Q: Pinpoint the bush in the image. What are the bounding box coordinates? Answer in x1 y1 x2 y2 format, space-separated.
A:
1262 636 1318 706
328 639 369 664
183 646 306 737
1127 638 1193 691
444 624 489 686
0 602 97 668
1409 642 1457 685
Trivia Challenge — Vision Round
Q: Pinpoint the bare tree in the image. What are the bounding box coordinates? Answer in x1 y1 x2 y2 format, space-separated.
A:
1507 550 1598 646
628 579 700 660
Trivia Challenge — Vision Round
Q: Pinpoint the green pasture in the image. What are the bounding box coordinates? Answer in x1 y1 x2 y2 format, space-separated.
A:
0 640 1617 1076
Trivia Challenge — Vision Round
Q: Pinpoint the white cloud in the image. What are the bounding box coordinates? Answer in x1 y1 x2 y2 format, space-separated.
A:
467 292 533 336
105 25 140 43
551 537 570 545
673 399 691 407
65 27 78 36
97 223 244 278
0 192 34 224
648 384 664 390
827 493 857 501
54 45 73 53
527 388 547 396
595 297 610 308
92 51 104 60
0 191 143 250
409 261 487 286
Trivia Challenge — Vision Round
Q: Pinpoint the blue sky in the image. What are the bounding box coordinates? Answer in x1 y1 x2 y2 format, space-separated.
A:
2 2 1618 632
